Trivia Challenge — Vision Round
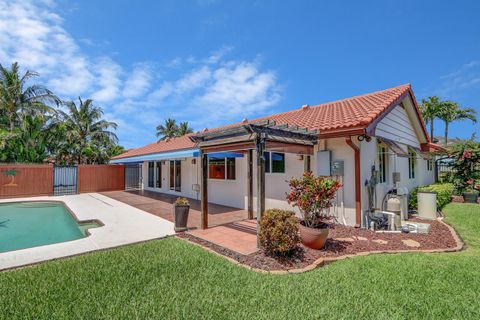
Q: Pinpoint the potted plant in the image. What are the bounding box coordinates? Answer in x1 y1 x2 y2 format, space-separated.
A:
462 180 479 203
173 197 190 232
286 172 341 249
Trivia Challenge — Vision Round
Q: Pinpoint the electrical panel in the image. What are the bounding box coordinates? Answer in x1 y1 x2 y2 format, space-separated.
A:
316 151 331 176
331 160 344 176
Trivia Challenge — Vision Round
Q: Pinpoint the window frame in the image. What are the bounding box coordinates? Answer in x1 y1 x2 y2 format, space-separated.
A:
408 149 416 179
427 158 434 171
208 156 236 181
377 144 388 184
263 151 286 174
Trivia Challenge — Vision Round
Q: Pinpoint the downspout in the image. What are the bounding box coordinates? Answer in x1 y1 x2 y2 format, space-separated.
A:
346 136 362 227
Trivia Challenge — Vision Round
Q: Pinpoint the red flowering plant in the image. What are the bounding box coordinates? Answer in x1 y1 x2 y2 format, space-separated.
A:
449 141 480 193
286 172 342 228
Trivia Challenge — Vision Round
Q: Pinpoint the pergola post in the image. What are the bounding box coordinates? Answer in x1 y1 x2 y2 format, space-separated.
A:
304 155 311 172
247 149 254 220
255 135 266 247
200 150 208 229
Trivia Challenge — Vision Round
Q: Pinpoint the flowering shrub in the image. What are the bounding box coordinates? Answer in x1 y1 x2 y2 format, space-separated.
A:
449 141 480 193
259 209 300 255
286 172 342 228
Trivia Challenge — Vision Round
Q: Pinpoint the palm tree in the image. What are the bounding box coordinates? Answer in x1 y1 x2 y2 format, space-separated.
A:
60 98 118 164
419 96 445 140
438 101 477 145
156 118 178 141
0 62 59 132
177 121 193 136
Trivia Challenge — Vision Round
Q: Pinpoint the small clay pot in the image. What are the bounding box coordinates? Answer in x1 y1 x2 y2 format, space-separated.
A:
298 223 329 250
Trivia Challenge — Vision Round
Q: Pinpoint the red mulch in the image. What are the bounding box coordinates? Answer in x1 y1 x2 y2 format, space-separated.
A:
177 219 459 271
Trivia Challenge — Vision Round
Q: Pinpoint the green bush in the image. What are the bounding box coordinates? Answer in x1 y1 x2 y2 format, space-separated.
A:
259 209 300 255
409 183 455 210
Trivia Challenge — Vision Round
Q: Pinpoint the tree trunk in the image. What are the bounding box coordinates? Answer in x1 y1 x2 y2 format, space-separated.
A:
430 117 434 141
444 122 449 146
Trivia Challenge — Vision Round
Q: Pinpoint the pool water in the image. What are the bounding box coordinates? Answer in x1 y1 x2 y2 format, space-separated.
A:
0 202 101 253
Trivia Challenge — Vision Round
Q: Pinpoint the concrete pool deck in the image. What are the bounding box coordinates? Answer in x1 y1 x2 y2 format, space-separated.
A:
0 193 175 270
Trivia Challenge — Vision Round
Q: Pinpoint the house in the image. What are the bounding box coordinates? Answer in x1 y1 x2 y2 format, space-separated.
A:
111 84 442 228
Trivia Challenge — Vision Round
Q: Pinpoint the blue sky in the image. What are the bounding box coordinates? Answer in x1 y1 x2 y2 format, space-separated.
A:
1 0 479 148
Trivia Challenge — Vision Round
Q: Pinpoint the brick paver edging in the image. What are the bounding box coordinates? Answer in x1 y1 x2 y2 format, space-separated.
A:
176 217 464 275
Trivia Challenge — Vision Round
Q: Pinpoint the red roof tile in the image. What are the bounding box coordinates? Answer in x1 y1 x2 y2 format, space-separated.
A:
114 84 427 160
112 134 196 159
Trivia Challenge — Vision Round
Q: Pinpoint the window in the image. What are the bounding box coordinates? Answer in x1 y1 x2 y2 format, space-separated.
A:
169 160 181 191
427 159 434 171
208 157 235 180
263 152 285 173
377 145 387 183
147 162 154 188
155 162 162 188
408 149 416 179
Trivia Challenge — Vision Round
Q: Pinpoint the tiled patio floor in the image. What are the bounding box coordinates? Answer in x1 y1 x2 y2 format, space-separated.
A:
188 219 258 255
101 190 253 229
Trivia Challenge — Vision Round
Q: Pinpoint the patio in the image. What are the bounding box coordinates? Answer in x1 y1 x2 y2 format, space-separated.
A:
101 189 253 229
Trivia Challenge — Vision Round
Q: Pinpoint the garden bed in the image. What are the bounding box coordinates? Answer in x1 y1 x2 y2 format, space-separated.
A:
178 218 461 272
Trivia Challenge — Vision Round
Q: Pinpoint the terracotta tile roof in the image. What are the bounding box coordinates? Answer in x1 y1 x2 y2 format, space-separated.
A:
112 134 196 159
113 84 427 160
215 83 415 135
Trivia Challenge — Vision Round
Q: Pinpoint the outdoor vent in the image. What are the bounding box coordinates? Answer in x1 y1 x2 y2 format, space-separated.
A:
301 104 310 110
242 118 248 123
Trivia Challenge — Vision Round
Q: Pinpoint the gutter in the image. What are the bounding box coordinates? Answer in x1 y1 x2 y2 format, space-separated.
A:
345 136 362 227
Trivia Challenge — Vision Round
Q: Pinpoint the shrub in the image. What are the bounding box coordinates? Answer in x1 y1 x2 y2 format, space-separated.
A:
286 172 342 228
259 209 300 255
409 183 455 210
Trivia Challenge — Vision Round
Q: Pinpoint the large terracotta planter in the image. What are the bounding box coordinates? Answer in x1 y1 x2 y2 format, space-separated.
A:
173 204 190 232
298 223 329 250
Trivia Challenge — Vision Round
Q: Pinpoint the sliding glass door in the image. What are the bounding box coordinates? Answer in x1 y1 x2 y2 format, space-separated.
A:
169 160 181 192
147 162 154 188
155 162 162 188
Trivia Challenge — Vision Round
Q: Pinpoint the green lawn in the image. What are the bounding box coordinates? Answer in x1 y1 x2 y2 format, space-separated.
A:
1 203 480 319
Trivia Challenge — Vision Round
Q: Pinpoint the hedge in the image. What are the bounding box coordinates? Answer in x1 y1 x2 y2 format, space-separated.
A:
409 183 455 210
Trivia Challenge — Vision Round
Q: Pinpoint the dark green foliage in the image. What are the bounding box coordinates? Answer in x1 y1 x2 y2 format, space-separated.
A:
259 209 300 255
0 62 123 164
409 183 455 209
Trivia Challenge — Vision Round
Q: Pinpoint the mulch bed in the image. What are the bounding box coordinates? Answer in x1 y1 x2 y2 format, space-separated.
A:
177 218 459 272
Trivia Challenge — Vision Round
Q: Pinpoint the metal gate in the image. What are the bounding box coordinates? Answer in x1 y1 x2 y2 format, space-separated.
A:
53 166 78 196
435 157 455 183
125 164 142 190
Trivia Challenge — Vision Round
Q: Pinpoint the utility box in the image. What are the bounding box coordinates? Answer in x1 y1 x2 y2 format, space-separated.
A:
418 191 437 220
316 151 331 176
331 160 344 176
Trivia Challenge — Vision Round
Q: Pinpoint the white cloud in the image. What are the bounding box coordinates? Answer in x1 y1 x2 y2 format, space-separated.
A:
0 0 283 148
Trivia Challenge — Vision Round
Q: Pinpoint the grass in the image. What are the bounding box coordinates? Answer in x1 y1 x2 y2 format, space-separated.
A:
1 203 480 319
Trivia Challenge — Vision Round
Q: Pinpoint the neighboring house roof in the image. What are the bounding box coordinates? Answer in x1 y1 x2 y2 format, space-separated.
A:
113 84 432 160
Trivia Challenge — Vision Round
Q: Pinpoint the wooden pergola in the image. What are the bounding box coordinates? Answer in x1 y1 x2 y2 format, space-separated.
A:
191 120 318 245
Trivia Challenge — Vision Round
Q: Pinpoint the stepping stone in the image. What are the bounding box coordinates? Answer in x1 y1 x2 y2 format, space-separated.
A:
372 239 388 245
353 236 368 241
334 237 355 242
402 239 421 248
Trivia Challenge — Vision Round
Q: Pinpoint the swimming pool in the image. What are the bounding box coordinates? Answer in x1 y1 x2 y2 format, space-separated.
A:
0 201 101 253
